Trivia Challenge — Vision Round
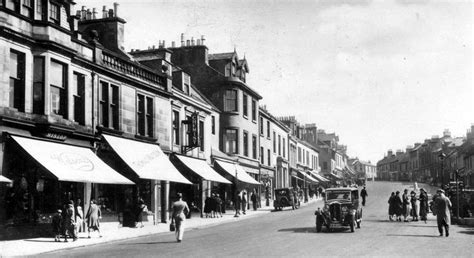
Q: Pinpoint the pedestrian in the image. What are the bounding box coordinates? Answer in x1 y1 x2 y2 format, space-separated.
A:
318 187 323 199
75 199 84 234
52 209 62 242
433 189 452 237
86 199 102 238
402 189 410 222
215 194 223 218
394 191 403 222
242 192 248 215
419 188 429 223
410 190 418 221
63 200 77 242
388 192 396 221
135 197 146 228
171 192 189 243
361 186 368 206
210 193 217 218
234 192 242 217
204 195 212 218
251 190 258 211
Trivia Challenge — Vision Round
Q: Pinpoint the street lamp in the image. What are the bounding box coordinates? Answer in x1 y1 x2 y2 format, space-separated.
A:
438 152 446 188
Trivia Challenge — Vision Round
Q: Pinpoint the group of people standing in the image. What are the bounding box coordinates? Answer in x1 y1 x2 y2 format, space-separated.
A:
51 199 102 242
388 188 429 223
203 193 223 218
234 190 258 217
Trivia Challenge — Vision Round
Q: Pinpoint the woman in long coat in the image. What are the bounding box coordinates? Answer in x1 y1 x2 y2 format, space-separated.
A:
86 199 102 238
394 191 403 221
402 189 411 222
419 188 429 223
388 192 396 221
410 191 419 221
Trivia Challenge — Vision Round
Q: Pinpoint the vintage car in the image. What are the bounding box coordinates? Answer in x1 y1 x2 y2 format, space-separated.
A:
314 187 362 232
274 187 300 211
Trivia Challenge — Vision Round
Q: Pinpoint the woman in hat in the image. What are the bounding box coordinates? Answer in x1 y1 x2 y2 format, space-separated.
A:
410 190 419 221
419 188 429 223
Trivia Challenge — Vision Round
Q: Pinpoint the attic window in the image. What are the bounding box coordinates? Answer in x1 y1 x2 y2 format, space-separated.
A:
183 74 190 95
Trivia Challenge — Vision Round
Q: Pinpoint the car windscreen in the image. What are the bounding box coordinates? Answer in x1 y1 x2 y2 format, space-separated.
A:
326 191 351 201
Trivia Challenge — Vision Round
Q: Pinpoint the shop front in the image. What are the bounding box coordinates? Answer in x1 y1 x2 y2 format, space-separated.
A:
169 154 231 218
98 134 192 226
260 166 274 207
0 134 132 235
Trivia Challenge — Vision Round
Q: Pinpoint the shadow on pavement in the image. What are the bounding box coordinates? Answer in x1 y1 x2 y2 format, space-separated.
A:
278 227 315 233
386 234 439 238
24 239 59 243
123 241 177 245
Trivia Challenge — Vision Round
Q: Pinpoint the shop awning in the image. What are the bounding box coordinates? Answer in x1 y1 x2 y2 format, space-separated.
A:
309 171 330 182
304 173 319 184
328 172 343 180
215 160 261 185
0 175 12 183
291 174 304 181
102 135 191 184
173 155 231 184
11 136 133 184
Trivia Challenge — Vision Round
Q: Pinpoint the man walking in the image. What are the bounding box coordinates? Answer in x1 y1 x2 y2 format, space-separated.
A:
251 190 258 211
433 189 452 237
171 193 189 243
361 186 368 206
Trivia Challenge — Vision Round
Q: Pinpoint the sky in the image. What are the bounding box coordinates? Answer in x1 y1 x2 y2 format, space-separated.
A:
77 0 473 163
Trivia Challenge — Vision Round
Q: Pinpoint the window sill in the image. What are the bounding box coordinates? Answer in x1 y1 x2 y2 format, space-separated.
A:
134 134 158 143
223 111 239 115
96 126 123 136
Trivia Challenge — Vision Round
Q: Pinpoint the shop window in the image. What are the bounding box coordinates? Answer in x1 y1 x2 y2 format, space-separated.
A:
242 94 248 117
199 120 204 151
9 50 25 112
223 89 237 112
137 93 154 137
49 2 59 24
99 81 119 130
224 128 238 154
72 72 85 125
172 110 180 145
252 135 257 159
33 56 45 114
50 59 67 118
243 131 248 157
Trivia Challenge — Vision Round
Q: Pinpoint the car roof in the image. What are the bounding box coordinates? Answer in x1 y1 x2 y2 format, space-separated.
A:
325 187 358 192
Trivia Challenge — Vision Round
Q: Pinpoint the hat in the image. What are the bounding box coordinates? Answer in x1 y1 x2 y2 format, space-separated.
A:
437 189 445 194
176 192 182 198
420 188 425 192
57 209 62 213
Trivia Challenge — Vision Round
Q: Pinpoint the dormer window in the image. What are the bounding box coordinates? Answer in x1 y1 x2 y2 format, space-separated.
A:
183 74 190 95
231 62 236 76
49 2 59 24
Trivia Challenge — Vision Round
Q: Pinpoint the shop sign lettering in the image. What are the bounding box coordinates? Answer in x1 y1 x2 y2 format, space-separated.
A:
51 152 94 171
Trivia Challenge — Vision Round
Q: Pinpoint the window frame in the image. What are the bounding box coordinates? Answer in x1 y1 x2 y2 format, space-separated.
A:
243 131 249 157
49 59 67 118
223 89 238 112
72 71 86 125
136 93 154 138
49 2 59 24
172 110 180 145
251 99 256 121
242 93 248 118
223 128 238 154
9 49 25 112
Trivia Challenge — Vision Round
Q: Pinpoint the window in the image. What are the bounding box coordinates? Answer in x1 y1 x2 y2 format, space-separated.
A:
23 0 33 18
273 131 276 153
298 147 302 162
278 135 281 156
260 146 264 164
252 135 257 159
211 115 215 135
199 120 204 151
49 2 59 24
243 94 248 117
9 50 25 112
36 0 43 19
243 131 249 157
323 162 328 170
224 129 238 154
251 99 256 121
6 0 20 12
172 110 180 145
267 121 270 138
50 60 67 117
224 89 237 112
260 117 264 135
137 94 154 137
72 72 85 125
267 149 271 166
184 115 191 146
282 138 286 158
99 81 119 129
32 56 45 114
183 74 190 95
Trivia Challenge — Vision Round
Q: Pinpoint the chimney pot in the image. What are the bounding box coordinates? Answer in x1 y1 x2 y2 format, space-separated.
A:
162 40 166 48
108 9 114 18
86 9 92 20
201 35 205 45
181 33 185 46
172 41 176 47
102 6 108 18
76 10 81 19
152 45 155 49
197 39 201 45
92 8 97 19
113 2 119 17
186 40 190 46
191 37 195 46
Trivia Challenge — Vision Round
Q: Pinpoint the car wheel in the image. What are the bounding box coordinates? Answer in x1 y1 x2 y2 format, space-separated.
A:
316 215 323 232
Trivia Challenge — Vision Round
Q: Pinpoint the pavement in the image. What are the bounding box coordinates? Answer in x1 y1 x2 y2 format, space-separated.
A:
0 198 321 257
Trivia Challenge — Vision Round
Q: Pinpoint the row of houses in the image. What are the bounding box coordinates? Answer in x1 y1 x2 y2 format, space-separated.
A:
0 1 374 233
377 127 474 189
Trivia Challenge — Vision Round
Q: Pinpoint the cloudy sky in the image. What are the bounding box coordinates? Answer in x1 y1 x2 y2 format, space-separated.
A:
77 0 473 163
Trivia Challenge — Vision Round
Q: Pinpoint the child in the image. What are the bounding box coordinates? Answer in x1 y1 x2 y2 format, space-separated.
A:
52 209 62 242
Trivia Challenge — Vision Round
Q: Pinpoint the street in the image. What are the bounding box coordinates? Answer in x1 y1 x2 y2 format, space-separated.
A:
47 181 473 257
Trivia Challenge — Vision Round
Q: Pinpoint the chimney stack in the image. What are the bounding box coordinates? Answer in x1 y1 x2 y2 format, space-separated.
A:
102 6 107 18
191 37 195 46
197 39 201 45
172 41 176 47
92 8 97 19
186 40 190 46
81 6 86 20
86 9 92 20
201 35 205 45
181 33 185 47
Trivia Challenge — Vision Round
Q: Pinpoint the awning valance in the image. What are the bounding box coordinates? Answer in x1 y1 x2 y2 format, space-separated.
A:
172 155 231 184
309 171 330 182
215 161 261 185
291 174 304 181
102 135 191 184
0 175 12 183
328 172 343 180
12 136 133 184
